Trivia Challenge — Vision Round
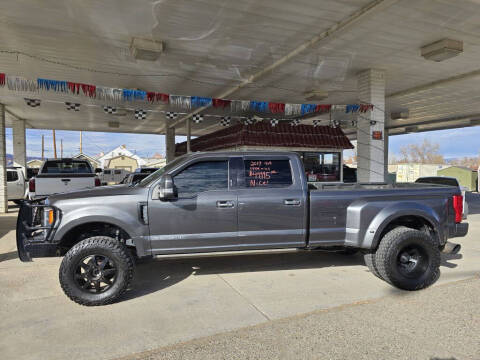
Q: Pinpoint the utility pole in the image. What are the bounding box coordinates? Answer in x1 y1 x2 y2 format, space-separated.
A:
41 135 44 161
52 130 57 159
60 139 63 158
79 131 83 154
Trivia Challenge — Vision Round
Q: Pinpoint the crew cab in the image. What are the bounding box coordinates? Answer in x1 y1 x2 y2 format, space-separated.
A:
28 158 100 199
16 152 468 306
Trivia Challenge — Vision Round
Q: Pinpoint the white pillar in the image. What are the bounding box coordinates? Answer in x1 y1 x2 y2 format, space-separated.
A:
357 69 385 183
165 126 176 163
12 118 26 177
384 129 389 183
0 105 8 212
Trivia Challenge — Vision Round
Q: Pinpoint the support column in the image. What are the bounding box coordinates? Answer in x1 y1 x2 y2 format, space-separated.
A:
384 129 389 183
165 126 176 163
12 118 26 177
186 118 191 153
357 69 385 183
0 105 7 213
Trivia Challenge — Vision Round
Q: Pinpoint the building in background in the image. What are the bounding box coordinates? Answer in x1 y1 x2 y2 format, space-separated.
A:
144 152 167 168
96 145 146 170
72 152 101 170
27 159 44 169
438 166 478 192
390 163 450 183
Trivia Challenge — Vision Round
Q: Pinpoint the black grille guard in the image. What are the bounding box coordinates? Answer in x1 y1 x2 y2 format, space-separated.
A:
16 200 59 262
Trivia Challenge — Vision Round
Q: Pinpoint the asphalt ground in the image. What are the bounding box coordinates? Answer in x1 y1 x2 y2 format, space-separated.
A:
1 193 479 360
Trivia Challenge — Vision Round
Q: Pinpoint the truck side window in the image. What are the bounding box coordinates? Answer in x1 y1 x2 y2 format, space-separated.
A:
7 171 18 182
174 161 228 195
244 160 292 188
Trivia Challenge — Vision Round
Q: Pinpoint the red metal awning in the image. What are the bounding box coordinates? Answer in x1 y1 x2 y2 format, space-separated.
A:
175 123 354 156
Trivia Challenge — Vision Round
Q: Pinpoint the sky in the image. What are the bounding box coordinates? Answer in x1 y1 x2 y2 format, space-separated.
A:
4 126 479 160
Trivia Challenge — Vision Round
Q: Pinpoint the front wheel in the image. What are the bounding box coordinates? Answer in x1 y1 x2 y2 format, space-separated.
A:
375 227 440 291
59 236 134 306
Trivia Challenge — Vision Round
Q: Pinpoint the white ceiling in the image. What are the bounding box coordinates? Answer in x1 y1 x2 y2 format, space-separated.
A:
1 0 480 137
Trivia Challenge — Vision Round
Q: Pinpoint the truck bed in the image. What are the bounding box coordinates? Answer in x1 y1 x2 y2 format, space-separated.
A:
307 182 461 249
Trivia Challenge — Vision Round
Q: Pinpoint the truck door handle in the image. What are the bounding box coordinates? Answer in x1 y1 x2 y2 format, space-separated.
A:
284 199 301 206
217 200 234 208
61 179 71 182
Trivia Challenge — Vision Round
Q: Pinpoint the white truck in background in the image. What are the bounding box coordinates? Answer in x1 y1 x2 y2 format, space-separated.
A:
28 159 101 199
7 167 27 204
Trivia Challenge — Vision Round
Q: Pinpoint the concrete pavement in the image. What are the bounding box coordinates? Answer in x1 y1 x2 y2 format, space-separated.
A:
1 195 479 360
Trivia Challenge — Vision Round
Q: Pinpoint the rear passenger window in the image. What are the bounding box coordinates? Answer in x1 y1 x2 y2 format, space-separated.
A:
244 160 292 188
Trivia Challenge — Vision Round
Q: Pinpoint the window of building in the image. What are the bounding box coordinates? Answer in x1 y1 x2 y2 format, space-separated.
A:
244 160 292 188
299 152 341 182
174 161 228 195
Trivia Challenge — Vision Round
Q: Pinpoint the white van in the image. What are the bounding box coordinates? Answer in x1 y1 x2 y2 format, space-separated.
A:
101 168 130 184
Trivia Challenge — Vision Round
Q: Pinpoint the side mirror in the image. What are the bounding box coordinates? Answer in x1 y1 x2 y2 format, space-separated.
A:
158 174 177 200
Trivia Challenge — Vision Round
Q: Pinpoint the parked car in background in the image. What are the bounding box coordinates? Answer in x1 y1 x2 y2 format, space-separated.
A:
100 168 130 185
134 167 158 174
17 152 468 306
415 176 468 218
28 158 101 199
7 167 27 204
120 172 150 186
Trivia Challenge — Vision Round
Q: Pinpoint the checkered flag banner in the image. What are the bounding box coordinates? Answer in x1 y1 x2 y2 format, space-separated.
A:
165 112 177 120
220 116 231 127
313 120 321 127
192 114 203 124
103 105 117 114
290 119 300 126
134 109 147 120
24 98 41 108
65 102 80 111
243 116 255 125
270 119 279 127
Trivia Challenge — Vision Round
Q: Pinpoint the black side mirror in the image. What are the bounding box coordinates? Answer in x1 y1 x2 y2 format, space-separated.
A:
158 174 177 200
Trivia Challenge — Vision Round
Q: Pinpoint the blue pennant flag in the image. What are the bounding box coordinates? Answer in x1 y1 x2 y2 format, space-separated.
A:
37 78 68 92
250 101 268 112
301 104 317 115
123 89 146 101
346 104 360 113
191 96 212 107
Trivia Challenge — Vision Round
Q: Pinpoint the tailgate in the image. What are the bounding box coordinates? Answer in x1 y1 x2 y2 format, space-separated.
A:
35 174 95 196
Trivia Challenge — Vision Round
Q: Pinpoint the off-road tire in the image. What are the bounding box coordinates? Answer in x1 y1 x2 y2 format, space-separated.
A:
59 236 134 306
364 252 382 279
375 227 440 291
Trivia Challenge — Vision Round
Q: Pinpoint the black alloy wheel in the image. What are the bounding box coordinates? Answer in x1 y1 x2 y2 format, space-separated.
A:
74 255 117 293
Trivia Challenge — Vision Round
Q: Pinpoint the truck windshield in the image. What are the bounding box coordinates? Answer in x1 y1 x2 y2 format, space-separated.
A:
42 160 92 174
137 156 187 187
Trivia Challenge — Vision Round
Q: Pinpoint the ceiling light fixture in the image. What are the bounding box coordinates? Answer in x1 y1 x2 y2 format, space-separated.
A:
391 110 409 120
130 37 164 61
304 90 328 101
421 39 463 62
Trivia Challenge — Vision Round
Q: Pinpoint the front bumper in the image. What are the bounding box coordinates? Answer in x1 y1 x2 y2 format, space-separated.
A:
16 200 59 262
449 222 469 239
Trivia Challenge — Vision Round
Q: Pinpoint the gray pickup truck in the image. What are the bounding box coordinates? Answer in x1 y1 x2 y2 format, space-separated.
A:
16 151 468 306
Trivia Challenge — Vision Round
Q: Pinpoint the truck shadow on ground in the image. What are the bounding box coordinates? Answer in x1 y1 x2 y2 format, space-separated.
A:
122 251 365 301
121 250 462 302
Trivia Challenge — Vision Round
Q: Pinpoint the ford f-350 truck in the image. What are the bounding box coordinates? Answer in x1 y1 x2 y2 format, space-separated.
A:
16 152 468 306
